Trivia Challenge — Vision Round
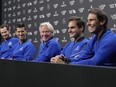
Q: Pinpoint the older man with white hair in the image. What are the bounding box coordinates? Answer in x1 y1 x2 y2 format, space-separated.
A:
35 22 61 62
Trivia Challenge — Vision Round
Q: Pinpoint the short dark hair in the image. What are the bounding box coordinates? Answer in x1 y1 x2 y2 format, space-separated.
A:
0 24 9 30
68 16 85 33
16 23 26 30
89 8 108 28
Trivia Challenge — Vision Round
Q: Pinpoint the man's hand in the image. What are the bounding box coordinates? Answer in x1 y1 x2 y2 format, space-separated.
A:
50 55 65 64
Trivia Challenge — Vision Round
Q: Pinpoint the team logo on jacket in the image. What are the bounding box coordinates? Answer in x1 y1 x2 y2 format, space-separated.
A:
74 46 80 51
8 42 12 46
19 47 23 50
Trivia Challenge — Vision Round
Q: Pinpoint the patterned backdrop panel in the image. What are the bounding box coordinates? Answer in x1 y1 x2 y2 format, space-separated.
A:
2 0 116 48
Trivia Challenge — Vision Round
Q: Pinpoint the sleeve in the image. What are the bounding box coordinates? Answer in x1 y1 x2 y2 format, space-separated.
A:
36 42 61 62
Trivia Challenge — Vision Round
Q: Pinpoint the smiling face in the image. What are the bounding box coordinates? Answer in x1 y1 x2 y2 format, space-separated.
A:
87 8 108 35
87 13 101 34
0 27 10 40
68 20 82 39
16 27 27 41
39 25 53 42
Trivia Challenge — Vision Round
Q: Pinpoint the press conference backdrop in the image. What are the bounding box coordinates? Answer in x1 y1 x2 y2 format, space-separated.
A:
1 0 116 48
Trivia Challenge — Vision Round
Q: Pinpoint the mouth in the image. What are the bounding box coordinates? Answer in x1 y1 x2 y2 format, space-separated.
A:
69 33 75 37
3 35 8 38
88 26 93 31
69 32 74 35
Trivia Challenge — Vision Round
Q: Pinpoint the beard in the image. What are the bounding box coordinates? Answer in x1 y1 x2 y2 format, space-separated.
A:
69 33 80 40
94 25 105 35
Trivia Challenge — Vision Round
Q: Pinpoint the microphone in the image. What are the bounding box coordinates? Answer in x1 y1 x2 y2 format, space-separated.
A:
9 45 12 49
84 42 87 45
46 45 49 48
84 42 87 50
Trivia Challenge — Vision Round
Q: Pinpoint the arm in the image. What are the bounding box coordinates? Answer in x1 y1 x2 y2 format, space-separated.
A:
24 43 36 61
36 43 61 62
70 38 116 65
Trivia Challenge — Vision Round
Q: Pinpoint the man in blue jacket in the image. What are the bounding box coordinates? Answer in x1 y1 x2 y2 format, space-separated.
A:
0 24 19 59
51 16 88 63
51 8 116 66
35 22 61 62
11 23 36 61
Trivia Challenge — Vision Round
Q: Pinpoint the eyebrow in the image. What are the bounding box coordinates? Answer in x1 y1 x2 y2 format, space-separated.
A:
68 26 76 29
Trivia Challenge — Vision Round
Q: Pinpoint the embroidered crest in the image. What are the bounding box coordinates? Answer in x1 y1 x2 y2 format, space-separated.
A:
8 42 12 46
74 46 80 51
19 47 23 50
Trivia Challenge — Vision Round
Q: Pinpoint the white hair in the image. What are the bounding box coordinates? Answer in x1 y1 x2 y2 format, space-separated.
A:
39 22 54 35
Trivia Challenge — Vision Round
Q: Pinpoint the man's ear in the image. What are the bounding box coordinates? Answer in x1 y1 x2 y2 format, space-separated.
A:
80 27 83 32
25 30 27 34
15 31 17 36
100 20 105 25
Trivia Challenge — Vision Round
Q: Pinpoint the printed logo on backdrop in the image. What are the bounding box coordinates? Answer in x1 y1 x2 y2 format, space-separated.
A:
2 0 116 48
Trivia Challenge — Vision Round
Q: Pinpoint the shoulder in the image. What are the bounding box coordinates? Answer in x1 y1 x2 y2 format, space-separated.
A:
11 37 19 40
48 38 60 45
63 41 73 48
81 38 89 44
101 30 116 44
10 37 19 42
25 40 35 46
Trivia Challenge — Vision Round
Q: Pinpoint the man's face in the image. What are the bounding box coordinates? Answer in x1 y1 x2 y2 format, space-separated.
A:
87 13 101 34
39 25 53 42
16 27 27 41
68 20 81 39
0 27 10 40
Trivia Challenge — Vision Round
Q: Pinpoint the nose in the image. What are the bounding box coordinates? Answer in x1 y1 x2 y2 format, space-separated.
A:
18 32 23 35
68 28 71 33
42 32 47 35
86 21 90 26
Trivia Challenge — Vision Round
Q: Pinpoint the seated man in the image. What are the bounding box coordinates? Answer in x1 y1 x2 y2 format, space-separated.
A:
51 16 88 63
11 23 36 61
35 22 61 62
0 24 19 59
